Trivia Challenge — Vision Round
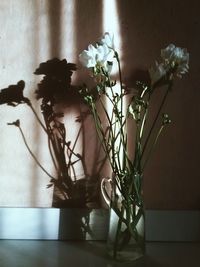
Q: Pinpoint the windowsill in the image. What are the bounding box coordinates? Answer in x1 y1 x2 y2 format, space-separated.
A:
0 240 200 266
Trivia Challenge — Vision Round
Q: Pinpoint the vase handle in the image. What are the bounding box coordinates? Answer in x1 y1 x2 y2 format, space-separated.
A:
101 177 112 207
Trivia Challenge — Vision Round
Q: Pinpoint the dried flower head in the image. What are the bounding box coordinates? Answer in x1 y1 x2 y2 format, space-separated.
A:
149 62 167 86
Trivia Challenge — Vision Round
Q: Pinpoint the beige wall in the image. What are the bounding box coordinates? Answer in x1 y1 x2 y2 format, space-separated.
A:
115 0 200 209
0 0 199 209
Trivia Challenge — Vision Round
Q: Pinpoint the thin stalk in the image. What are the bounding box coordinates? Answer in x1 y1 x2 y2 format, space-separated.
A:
107 75 125 155
115 52 123 126
113 176 124 197
42 115 59 174
91 103 114 169
139 88 150 140
123 108 134 172
99 97 115 142
45 124 72 195
47 134 59 172
141 83 171 160
142 124 165 171
103 93 121 171
139 109 148 140
113 206 124 259
47 129 62 173
133 122 142 172
28 103 47 134
140 85 148 98
53 135 71 185
116 53 127 170
17 125 56 180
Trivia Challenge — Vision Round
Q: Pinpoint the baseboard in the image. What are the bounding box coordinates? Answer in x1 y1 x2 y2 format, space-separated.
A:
0 208 109 240
145 210 200 242
0 208 199 241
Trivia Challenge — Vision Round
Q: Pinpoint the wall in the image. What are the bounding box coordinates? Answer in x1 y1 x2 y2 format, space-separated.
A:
0 0 199 209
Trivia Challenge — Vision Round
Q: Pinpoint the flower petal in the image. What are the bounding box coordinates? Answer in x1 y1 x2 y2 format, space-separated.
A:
100 32 115 50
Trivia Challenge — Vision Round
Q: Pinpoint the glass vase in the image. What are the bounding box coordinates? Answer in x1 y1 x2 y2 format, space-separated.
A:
102 177 145 262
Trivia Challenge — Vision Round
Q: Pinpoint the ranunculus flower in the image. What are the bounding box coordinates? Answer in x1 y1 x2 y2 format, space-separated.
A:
161 44 189 77
100 32 115 50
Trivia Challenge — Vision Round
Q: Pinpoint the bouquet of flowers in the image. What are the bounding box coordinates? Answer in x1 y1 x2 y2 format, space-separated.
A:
79 32 189 260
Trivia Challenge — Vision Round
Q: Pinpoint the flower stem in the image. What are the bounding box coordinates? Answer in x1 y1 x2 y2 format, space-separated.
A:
113 205 124 258
141 82 172 160
139 87 150 140
17 124 56 180
116 53 126 169
142 124 165 171
28 102 48 134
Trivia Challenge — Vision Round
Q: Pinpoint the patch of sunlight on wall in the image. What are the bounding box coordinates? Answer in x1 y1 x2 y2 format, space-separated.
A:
35 0 51 62
103 0 122 74
0 0 53 207
102 0 125 167
60 0 76 62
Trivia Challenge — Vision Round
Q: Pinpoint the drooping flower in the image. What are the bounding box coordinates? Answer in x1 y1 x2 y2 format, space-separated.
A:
161 44 189 77
149 61 167 86
149 44 189 87
100 32 115 50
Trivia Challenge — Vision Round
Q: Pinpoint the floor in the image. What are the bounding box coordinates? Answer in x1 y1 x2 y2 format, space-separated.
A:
0 241 199 267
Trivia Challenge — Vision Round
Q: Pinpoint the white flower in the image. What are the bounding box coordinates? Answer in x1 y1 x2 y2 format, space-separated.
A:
79 44 98 68
149 44 189 85
100 32 115 50
79 32 116 74
149 61 166 85
79 43 114 72
96 44 114 63
161 44 189 77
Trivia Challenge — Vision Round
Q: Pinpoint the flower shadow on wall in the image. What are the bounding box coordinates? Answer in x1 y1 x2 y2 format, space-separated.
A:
0 58 104 209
